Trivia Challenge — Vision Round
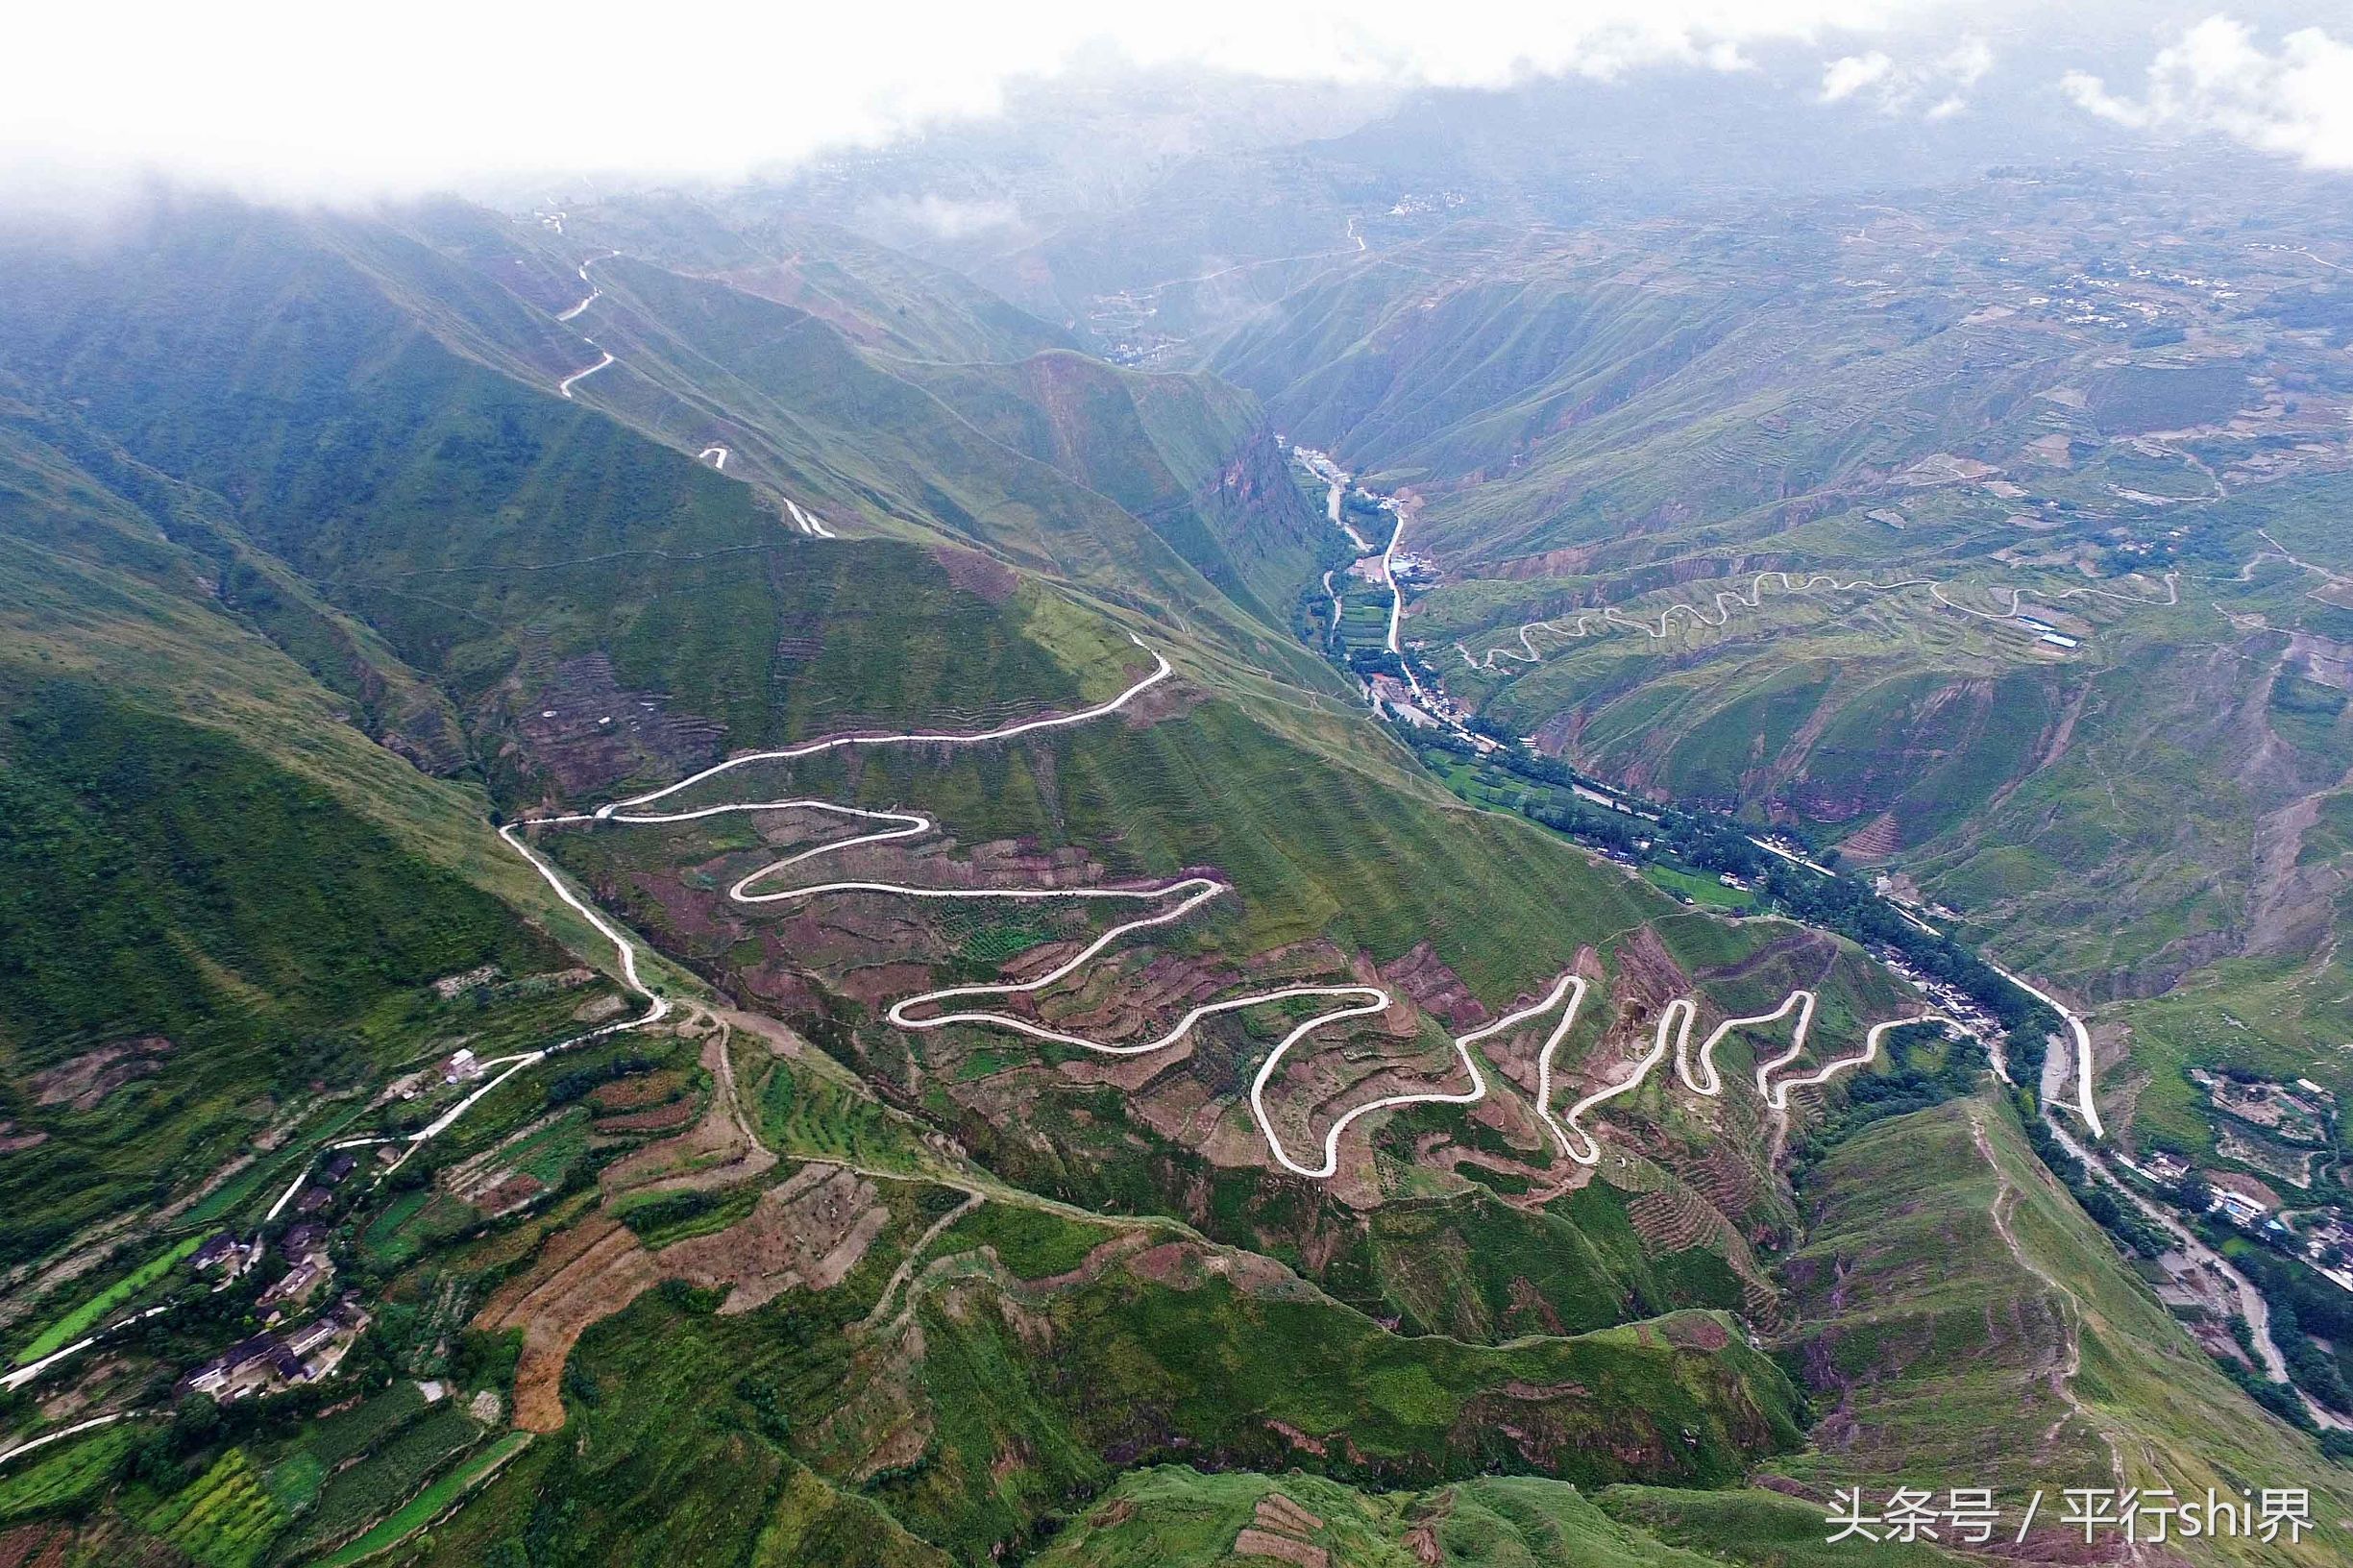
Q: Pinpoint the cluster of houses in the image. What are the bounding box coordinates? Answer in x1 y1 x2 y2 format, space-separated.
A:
2300 1215 2353 1290
1388 551 1440 588
283 1150 359 1221
1871 946 2005 1053
177 1145 376 1402
2113 1147 2311 1252
177 1294 371 1403
258 1218 334 1315
178 1201 370 1402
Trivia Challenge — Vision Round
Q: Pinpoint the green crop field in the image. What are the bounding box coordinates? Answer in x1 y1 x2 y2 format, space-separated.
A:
313 1432 528 1568
0 1424 140 1524
11 1234 208 1366
1642 864 1755 910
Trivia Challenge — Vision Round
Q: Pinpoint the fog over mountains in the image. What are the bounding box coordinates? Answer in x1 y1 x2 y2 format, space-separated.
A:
9 3 2352 203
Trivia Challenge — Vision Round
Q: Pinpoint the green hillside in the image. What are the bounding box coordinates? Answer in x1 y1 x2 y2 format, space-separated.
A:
0 410 627 1273
2 173 2343 1568
0 679 562 1266
1776 1097 2353 1566
900 350 1328 624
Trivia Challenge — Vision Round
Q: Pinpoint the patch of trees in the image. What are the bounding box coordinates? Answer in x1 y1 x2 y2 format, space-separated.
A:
2204 1218 2353 1419
544 1054 658 1107
2023 1116 2169 1259
1429 734 2065 1060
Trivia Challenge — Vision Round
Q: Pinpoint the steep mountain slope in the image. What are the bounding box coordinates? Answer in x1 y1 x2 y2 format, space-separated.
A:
335 196 1338 674
1203 172 2353 1017
3 181 2343 1568
1776 1096 2353 1565
0 402 635 1276
0 196 1851 1561
897 350 1326 623
0 196 1886 1318
529 190 1078 365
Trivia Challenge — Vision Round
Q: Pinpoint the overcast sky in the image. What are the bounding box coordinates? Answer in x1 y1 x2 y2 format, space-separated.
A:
6 2 2350 200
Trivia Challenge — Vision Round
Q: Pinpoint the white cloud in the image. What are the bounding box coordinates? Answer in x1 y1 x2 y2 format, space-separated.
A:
2059 70 2145 128
2062 15 2353 169
1943 36 1994 89
0 0 1930 199
1821 53 1896 102
862 194 1029 241
1817 35 1991 114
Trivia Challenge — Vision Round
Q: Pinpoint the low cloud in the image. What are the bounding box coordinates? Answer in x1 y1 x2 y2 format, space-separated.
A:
1820 52 1895 102
1819 36 1992 115
2062 15 2353 169
0 1 1934 200
862 194 1029 241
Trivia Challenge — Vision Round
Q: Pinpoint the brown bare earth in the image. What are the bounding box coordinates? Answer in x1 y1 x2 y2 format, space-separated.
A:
1661 1312 1732 1351
588 1070 690 1113
601 1021 775 1196
1255 1494 1327 1534
476 1213 660 1433
661 1164 892 1314
27 1037 172 1112
592 1101 698 1135
571 993 629 1024
720 1008 814 1061
0 1521 74 1568
473 1157 901 1430
2208 1168 2286 1209
476 1174 546 1218
929 544 1017 603
1604 923 1696 1017
1232 1529 1327 1568
473 1092 894 1422
1841 812 1903 859
508 647 723 800
1380 943 1487 1031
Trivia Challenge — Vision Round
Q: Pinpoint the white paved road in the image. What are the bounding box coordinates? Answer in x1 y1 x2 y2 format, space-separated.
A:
511 637 1938 1181
557 351 614 400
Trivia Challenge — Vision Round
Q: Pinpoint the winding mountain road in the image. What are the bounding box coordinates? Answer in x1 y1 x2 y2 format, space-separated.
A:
1531 983 1933 1165
2 634 1979 1410
555 251 616 322
500 636 1938 1182
1990 961 2106 1139
1458 568 2180 671
1762 1013 1947 1113
556 350 614 400
783 498 837 539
